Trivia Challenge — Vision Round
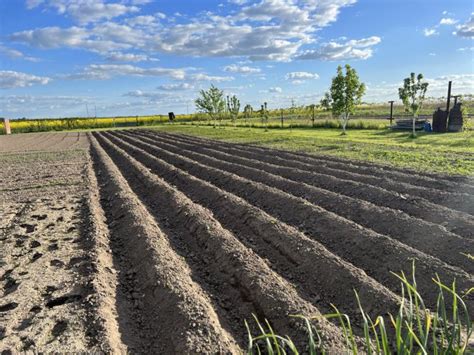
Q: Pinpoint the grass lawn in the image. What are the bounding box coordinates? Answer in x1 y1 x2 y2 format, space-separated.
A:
150 124 474 176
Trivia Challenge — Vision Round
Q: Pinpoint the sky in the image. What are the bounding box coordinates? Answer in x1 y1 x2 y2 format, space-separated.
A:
0 0 473 118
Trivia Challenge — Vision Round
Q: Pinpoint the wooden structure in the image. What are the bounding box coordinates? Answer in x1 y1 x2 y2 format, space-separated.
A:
447 103 463 132
432 108 448 132
2 118 11 135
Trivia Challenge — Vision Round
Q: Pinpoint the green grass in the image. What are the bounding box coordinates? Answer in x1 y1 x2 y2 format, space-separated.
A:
245 262 473 354
150 124 474 176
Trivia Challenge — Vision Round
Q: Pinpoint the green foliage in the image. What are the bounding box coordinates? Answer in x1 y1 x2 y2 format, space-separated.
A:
398 73 429 137
245 262 473 354
398 73 429 117
195 85 226 124
243 104 254 119
227 95 241 122
323 64 366 134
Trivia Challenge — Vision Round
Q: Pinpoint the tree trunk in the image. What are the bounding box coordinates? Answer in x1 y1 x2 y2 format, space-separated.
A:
412 116 416 137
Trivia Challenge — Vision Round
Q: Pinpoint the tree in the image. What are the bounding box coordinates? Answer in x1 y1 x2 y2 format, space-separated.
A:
322 64 366 135
227 95 240 124
260 102 269 131
195 85 225 127
398 73 429 137
243 104 253 119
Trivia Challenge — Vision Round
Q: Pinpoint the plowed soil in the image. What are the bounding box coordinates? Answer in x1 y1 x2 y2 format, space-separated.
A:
1 130 472 353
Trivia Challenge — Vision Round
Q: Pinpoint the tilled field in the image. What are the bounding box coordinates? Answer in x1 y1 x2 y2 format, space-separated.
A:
1 130 473 353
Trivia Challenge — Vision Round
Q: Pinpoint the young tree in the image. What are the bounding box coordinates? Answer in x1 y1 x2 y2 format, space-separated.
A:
227 95 240 124
195 85 225 127
243 104 253 120
260 102 269 130
322 64 366 135
398 73 429 137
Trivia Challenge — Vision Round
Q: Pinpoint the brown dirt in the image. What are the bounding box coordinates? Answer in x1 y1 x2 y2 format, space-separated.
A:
1 130 472 353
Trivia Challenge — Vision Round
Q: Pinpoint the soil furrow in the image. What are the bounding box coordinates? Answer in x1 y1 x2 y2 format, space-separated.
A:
103 131 474 316
158 131 474 189
89 135 240 354
140 131 474 239
93 132 349 352
158 134 474 214
101 133 405 324
123 131 473 273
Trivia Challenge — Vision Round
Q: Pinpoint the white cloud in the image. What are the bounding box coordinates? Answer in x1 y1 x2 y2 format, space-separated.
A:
188 73 234 82
105 52 158 62
260 86 282 93
0 70 51 89
457 47 474 52
64 64 186 80
158 83 195 91
12 0 370 62
25 0 139 24
440 18 457 25
296 36 381 61
423 28 439 37
0 44 39 62
285 71 319 84
223 64 261 74
454 14 474 38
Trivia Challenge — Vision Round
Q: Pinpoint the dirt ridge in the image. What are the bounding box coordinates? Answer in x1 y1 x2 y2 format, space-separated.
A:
122 131 473 273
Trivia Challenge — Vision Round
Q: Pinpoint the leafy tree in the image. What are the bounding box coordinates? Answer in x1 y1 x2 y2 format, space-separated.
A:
322 64 366 135
195 85 225 127
227 95 241 123
398 73 429 137
243 104 253 119
260 102 269 130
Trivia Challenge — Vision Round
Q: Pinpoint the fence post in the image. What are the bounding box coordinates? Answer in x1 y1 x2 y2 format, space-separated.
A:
280 109 284 128
2 118 11 135
388 100 394 126
312 105 315 127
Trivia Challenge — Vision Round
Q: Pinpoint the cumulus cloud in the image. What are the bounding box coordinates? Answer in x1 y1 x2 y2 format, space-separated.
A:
454 14 474 38
296 36 381 61
285 71 319 84
25 0 139 24
158 83 195 91
223 64 261 74
440 18 457 25
12 0 373 62
0 70 51 89
423 28 439 37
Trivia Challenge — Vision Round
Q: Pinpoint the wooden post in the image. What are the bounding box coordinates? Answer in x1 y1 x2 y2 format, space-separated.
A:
311 105 315 127
281 109 284 128
3 118 11 135
388 100 394 125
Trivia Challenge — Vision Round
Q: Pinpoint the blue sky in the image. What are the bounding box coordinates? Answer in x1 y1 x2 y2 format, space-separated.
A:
0 0 473 118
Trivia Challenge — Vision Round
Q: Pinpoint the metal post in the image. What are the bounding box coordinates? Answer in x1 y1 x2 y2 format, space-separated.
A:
446 81 452 113
388 100 394 125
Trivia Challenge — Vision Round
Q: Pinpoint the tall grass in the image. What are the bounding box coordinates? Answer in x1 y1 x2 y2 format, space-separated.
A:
245 262 473 354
